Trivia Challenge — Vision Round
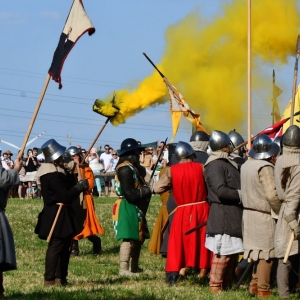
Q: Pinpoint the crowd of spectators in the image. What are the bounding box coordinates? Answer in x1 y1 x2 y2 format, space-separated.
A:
0 140 167 199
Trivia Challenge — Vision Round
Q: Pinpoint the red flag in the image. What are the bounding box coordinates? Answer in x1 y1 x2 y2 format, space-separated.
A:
48 0 95 89
258 118 288 138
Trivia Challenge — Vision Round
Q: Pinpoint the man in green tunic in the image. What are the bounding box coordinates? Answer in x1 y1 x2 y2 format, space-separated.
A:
112 138 152 276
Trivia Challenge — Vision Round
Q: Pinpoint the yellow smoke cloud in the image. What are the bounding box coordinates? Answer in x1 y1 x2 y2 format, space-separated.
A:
94 0 300 132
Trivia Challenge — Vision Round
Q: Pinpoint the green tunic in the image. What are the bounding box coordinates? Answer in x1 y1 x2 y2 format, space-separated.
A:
112 163 145 241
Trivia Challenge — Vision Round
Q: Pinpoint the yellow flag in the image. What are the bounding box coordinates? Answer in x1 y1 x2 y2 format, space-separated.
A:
272 84 283 123
281 84 300 133
164 77 208 141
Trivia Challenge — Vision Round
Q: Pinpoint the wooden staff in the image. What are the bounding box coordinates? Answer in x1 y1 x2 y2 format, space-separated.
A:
19 74 51 158
283 214 300 263
84 93 120 161
247 0 252 151
290 35 300 126
83 118 111 162
47 203 63 243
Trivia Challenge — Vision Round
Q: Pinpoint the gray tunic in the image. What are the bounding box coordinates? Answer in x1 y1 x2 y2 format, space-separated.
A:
241 159 280 261
274 147 300 258
0 165 20 271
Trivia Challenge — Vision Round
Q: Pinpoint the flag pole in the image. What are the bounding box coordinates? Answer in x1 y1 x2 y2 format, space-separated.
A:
290 35 300 126
142 52 165 78
272 70 275 125
18 74 51 158
247 0 252 151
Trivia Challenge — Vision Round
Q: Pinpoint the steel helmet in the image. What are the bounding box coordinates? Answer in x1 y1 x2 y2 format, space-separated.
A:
209 130 231 151
66 146 81 157
190 131 210 142
228 130 244 148
41 139 66 163
118 138 144 157
248 134 280 159
282 125 300 148
175 141 195 160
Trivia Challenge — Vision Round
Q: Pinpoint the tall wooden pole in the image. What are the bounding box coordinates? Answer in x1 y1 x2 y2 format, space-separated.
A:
272 69 275 125
19 74 51 158
247 0 252 151
290 35 300 126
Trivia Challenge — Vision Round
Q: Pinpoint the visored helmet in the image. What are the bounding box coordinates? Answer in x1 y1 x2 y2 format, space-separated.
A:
228 130 244 148
282 125 300 148
41 139 66 163
248 134 280 159
175 141 195 160
118 138 144 157
209 130 231 151
190 131 210 142
66 146 81 157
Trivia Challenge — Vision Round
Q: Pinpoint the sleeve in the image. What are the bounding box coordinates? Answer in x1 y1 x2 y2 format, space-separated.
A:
258 165 281 214
118 166 151 204
154 167 171 194
0 166 20 188
205 161 240 203
85 167 94 190
282 166 300 231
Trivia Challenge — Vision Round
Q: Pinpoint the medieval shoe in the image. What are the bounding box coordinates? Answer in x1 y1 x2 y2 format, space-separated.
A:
44 280 55 287
249 284 258 296
168 275 179 287
70 240 79 256
199 268 209 279
257 290 271 298
210 286 222 294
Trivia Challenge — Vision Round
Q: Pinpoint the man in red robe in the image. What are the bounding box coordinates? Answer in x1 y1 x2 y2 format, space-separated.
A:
154 141 212 286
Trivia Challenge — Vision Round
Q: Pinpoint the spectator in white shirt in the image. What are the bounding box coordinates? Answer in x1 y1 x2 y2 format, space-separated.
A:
100 144 112 197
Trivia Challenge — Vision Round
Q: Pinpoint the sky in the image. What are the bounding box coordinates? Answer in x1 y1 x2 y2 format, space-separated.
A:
0 0 299 154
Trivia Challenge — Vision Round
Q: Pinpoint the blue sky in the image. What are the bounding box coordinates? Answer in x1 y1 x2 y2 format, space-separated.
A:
0 1 297 153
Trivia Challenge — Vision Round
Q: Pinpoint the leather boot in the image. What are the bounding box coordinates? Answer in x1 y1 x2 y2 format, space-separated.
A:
210 286 222 294
44 280 55 287
88 235 102 255
55 278 68 286
257 290 271 298
119 241 138 276
249 284 258 296
168 273 179 287
70 240 79 256
130 241 142 273
199 268 209 279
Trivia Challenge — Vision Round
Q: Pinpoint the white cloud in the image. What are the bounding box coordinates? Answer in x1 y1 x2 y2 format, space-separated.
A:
39 11 60 20
0 12 28 25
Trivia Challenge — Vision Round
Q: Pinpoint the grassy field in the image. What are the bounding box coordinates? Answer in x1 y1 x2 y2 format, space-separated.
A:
2 195 294 299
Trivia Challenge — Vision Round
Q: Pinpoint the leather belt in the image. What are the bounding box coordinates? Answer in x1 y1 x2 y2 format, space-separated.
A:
243 207 271 215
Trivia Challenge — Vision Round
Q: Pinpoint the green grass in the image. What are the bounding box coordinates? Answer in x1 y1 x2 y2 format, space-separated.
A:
2 196 294 299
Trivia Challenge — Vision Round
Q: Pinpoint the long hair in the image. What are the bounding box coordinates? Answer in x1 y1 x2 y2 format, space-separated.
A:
281 167 293 190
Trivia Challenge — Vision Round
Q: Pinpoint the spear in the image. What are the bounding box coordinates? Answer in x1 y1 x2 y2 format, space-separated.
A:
290 35 300 126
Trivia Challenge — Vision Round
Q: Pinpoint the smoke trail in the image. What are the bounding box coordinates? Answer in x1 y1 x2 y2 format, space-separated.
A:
94 0 300 132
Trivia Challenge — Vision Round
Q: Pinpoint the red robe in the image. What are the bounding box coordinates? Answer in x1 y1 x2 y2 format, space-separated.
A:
166 162 212 272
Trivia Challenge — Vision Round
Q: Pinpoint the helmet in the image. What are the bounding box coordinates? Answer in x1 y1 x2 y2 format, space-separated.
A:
248 134 280 159
190 131 210 142
66 146 81 157
207 144 212 156
282 125 300 147
209 130 231 151
228 130 244 148
175 141 195 160
41 139 66 163
118 138 144 157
